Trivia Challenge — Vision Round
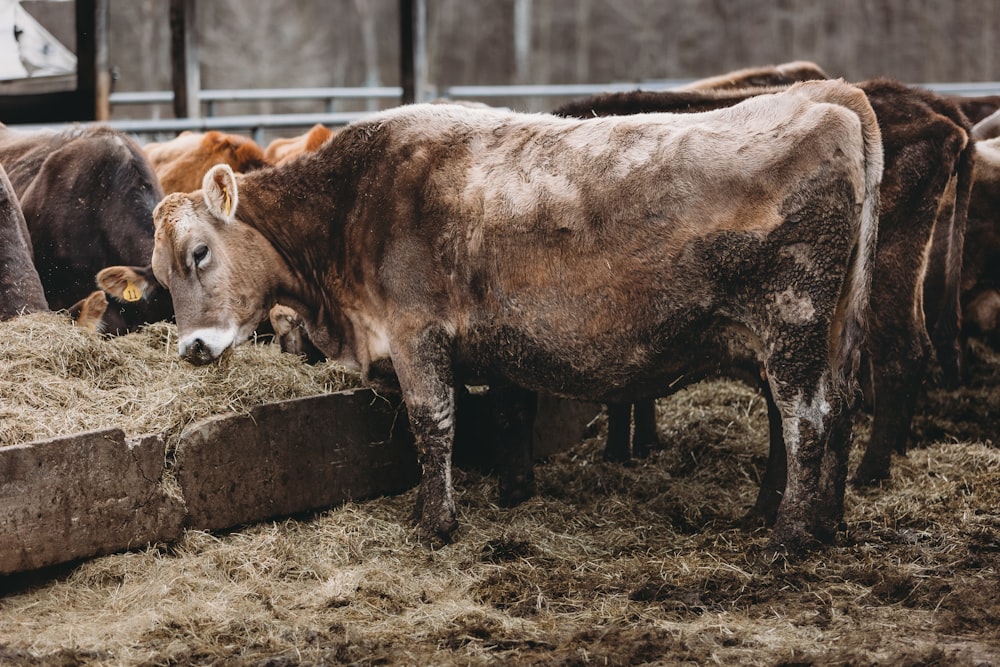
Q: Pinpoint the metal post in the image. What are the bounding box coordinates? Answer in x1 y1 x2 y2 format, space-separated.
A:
169 0 200 119
399 0 427 104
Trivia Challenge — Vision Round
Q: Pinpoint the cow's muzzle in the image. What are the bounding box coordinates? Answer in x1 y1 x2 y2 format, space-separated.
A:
180 337 217 365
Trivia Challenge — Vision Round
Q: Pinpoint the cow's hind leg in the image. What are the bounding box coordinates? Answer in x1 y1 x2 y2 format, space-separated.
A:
603 403 632 462
751 381 787 526
631 399 660 459
853 317 930 485
492 384 537 506
766 368 852 558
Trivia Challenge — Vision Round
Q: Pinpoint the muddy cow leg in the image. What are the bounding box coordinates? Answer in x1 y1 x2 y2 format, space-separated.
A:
766 365 852 557
631 399 660 459
492 384 538 507
817 407 856 541
603 403 632 462
853 317 930 486
394 325 460 543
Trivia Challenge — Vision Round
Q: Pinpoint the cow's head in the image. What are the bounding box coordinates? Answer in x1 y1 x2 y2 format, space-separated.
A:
152 164 281 365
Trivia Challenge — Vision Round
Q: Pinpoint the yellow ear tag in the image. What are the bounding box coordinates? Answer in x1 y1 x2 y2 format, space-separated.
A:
224 190 232 217
122 281 142 303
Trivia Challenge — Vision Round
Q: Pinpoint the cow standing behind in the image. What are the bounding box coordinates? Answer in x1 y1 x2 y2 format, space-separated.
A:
152 80 882 556
264 124 334 166
144 130 270 194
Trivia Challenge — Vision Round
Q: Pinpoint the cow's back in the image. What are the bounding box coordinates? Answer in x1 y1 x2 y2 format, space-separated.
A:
317 83 881 399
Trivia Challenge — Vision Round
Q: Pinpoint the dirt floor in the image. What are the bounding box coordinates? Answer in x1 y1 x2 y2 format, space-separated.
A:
0 321 997 666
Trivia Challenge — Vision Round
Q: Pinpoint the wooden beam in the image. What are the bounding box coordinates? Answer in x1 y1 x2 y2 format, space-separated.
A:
93 0 111 120
169 0 200 119
74 0 109 121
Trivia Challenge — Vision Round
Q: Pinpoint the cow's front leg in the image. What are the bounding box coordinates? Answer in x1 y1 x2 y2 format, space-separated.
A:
392 325 459 544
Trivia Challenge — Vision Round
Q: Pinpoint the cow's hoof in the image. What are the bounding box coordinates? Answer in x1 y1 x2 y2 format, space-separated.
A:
851 463 890 488
498 472 536 507
413 512 459 547
764 524 822 564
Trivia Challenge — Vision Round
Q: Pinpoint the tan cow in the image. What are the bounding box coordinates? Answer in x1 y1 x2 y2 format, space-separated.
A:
144 130 270 195
152 81 882 557
264 124 334 166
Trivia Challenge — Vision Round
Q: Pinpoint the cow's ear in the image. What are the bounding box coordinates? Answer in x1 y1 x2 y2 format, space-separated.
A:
96 265 149 303
202 163 239 223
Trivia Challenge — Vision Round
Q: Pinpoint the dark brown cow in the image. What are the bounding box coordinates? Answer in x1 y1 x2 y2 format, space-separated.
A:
949 94 1000 125
556 78 974 498
0 124 165 323
152 82 882 556
144 130 270 194
0 164 48 319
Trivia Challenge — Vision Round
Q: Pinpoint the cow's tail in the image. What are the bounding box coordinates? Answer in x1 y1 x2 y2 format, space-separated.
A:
818 81 884 397
930 131 973 388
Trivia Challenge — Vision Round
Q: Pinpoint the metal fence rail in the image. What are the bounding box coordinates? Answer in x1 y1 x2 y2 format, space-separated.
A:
14 80 1000 143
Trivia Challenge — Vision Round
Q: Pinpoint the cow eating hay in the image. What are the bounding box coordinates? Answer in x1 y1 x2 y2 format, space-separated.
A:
152 79 883 556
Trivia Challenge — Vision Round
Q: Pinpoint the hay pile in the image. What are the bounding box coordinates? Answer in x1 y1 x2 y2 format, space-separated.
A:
0 312 361 450
0 317 997 666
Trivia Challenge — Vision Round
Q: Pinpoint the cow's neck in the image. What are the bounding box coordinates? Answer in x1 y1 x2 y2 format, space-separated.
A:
237 166 361 368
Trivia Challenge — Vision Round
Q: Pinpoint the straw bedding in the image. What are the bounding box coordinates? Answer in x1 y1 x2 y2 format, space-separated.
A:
0 314 997 666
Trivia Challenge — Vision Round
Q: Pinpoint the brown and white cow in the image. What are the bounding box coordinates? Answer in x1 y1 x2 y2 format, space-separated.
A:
557 78 974 495
144 130 270 195
0 164 48 319
152 81 882 556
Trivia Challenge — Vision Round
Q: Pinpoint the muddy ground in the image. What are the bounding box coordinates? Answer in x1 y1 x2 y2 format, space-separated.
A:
0 325 997 666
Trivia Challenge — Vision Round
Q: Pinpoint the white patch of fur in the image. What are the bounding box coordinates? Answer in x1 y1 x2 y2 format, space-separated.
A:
178 325 238 359
779 376 832 455
773 288 816 325
779 243 816 270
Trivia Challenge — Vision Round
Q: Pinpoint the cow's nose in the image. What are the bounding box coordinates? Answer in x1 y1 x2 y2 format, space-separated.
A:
180 337 214 366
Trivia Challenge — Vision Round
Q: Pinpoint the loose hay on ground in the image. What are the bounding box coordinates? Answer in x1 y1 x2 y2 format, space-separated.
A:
0 314 997 665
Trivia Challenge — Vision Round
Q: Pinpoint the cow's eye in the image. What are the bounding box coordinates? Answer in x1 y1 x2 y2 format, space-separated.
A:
192 244 210 267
